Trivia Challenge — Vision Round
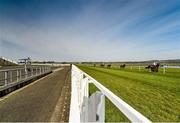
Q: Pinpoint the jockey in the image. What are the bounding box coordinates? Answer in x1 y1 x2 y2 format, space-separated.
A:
153 62 156 66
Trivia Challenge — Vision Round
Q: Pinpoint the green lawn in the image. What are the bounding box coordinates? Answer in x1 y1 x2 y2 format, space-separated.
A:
78 65 180 122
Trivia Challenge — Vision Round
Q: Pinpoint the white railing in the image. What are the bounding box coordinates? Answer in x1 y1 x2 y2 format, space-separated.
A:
0 56 18 65
162 65 180 68
0 66 51 89
69 65 152 123
161 65 180 74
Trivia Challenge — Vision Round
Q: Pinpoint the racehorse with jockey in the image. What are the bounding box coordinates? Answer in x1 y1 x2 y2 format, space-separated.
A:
145 62 160 72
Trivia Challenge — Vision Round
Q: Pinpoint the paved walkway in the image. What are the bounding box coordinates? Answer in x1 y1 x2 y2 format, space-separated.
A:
0 66 71 122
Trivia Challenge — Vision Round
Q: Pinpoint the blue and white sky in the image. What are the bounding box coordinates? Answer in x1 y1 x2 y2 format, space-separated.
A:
0 0 180 62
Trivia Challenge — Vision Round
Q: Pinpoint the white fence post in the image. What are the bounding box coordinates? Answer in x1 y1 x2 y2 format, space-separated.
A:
25 65 27 78
88 91 105 122
39 67 41 74
163 67 166 74
10 71 13 83
4 71 8 86
19 69 21 80
36 68 38 75
69 67 81 123
96 92 105 122
17 70 19 82
80 77 89 122
31 68 33 76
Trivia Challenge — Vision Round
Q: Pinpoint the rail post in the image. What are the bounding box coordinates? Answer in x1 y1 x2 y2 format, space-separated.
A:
4 71 8 86
19 69 21 80
41 67 43 74
39 67 41 74
37 67 40 74
163 67 166 74
81 77 89 122
42 67 43 74
25 65 27 79
31 67 33 76
36 67 38 75
10 71 13 83
17 70 19 82
88 91 105 122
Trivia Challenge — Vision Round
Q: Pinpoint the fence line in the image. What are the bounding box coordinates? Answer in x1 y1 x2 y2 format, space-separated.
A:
0 66 51 89
162 65 180 68
0 56 18 65
69 65 152 123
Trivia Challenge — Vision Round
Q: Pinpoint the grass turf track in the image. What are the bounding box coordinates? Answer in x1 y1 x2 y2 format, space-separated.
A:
78 65 180 122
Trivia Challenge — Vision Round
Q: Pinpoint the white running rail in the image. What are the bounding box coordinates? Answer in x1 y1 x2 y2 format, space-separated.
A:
69 65 152 123
162 65 180 68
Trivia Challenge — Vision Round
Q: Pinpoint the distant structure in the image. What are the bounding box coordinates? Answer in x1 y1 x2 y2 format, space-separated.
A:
0 56 18 66
18 57 31 65
18 57 32 74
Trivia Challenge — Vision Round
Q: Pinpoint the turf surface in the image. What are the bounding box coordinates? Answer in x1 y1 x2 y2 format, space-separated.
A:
78 65 180 122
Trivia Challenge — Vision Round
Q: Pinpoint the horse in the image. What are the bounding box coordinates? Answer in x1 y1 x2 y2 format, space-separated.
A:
100 64 105 67
107 64 111 68
153 63 160 72
145 65 151 69
145 63 160 72
120 64 126 68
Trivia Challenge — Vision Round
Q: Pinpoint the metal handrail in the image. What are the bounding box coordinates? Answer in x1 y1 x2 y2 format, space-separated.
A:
0 66 51 87
0 66 49 72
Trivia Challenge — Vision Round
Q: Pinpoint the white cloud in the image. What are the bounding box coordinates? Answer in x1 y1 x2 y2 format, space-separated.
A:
0 0 179 61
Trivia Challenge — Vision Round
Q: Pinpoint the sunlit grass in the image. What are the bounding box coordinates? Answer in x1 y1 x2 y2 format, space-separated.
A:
78 65 180 122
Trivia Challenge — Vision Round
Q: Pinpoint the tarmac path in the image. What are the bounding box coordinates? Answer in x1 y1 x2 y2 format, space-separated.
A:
0 66 70 122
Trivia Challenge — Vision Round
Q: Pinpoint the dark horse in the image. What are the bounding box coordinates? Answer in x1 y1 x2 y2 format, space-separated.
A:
100 64 105 67
120 64 126 68
107 64 111 68
145 63 160 72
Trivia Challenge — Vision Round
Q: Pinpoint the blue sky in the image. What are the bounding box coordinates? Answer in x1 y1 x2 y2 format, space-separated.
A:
0 0 180 61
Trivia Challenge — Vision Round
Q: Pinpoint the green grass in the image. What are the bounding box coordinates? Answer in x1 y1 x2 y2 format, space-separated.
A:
89 83 130 122
78 65 180 122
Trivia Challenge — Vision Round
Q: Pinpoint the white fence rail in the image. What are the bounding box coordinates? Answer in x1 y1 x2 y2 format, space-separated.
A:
69 65 152 123
161 65 180 74
0 56 18 65
0 66 51 89
162 65 180 68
